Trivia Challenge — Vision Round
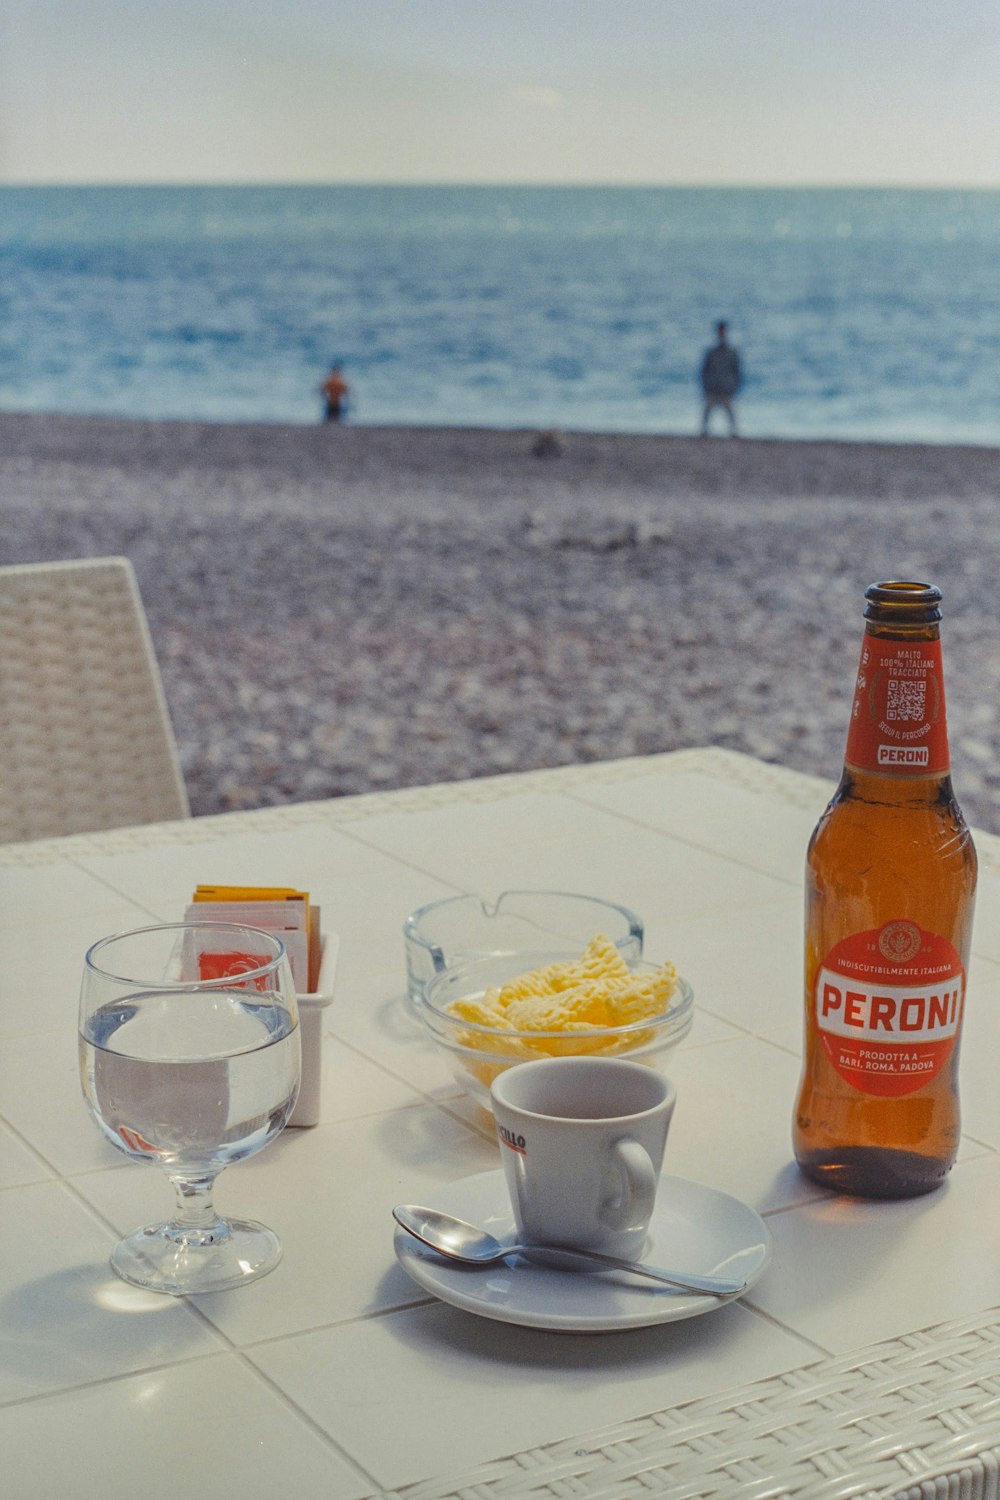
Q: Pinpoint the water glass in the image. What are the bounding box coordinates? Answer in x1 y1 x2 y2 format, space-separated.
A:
79 922 300 1294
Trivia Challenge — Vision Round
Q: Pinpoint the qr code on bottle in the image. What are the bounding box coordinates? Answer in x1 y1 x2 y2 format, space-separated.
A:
886 677 926 722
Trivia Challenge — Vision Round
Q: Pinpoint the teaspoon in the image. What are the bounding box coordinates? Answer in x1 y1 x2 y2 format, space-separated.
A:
393 1205 747 1298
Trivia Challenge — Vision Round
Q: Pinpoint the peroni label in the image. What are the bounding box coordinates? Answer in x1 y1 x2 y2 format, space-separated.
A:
814 921 964 1097
844 635 949 775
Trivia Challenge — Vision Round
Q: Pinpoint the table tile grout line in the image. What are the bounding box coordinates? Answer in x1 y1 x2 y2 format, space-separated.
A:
33 1167 290 1359
0 749 838 867
49 1169 454 1346
0 1055 165 1187
224 1345 387 1494
297 818 482 893
0 1040 489 1334
39 1106 490 1337
562 785 805 889
0 846 168 911
311 1024 498 1134
65 819 471 920
0 1110 68 1185
336 778 806 898
370 1306 1000 1500
0 1347 227 1414
238 1293 443 1357
232 1295 837 1499
24 1171 417 1493
960 1131 1000 1153
735 1300 835 1361
0 1334 385 1496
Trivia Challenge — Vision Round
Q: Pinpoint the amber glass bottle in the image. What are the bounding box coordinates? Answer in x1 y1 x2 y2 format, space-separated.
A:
793 581 977 1198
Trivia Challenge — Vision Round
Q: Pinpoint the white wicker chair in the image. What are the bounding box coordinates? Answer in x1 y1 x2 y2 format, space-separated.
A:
376 1306 1000 1500
0 556 190 843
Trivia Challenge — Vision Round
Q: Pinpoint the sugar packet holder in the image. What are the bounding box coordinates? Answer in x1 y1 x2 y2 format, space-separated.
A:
293 931 339 1128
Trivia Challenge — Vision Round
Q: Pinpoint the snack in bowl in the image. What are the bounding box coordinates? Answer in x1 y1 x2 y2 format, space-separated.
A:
450 934 676 1039
421 935 694 1112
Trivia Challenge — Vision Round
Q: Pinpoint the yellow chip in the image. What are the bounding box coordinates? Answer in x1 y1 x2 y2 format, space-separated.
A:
604 964 678 1024
496 968 561 1002
506 979 615 1032
444 936 680 1058
577 933 633 984
449 996 508 1026
495 933 630 1005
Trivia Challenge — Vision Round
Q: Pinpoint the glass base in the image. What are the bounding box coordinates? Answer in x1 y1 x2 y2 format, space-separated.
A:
110 1216 283 1295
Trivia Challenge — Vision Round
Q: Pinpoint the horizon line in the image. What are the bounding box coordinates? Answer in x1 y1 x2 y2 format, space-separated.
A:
2 178 1000 194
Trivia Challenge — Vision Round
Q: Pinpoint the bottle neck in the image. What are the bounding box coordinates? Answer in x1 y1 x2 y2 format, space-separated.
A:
842 624 951 780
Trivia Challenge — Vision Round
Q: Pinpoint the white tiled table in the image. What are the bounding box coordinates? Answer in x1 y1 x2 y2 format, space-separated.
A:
2 748 1000 1500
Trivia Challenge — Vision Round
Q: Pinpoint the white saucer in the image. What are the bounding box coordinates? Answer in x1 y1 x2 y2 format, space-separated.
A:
393 1169 771 1333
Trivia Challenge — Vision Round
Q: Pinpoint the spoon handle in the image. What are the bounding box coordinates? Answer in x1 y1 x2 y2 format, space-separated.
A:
518 1244 746 1297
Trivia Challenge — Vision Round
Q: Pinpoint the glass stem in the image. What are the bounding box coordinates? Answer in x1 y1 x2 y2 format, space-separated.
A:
167 1172 226 1245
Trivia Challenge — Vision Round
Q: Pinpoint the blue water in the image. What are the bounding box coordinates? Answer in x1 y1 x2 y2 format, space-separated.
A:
1 184 998 445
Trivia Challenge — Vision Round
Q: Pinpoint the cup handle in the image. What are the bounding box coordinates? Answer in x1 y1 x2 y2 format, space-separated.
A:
600 1136 656 1232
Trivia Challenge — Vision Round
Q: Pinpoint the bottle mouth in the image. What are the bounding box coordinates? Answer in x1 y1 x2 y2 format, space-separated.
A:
865 581 942 622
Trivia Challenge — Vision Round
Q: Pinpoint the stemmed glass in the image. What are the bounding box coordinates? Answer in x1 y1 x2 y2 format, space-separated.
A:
79 922 301 1295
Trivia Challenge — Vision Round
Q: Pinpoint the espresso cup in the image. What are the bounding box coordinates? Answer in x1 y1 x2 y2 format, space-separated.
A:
490 1056 676 1259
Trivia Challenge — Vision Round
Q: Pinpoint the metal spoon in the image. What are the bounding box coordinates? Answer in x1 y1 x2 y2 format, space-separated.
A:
392 1205 747 1298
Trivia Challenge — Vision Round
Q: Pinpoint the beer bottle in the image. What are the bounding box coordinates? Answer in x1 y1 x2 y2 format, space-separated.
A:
793 581 977 1198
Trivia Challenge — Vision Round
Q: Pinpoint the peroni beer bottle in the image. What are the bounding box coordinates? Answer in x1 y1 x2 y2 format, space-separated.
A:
793 581 977 1198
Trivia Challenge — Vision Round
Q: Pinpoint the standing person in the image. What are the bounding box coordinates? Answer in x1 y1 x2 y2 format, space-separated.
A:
320 364 350 422
699 321 741 436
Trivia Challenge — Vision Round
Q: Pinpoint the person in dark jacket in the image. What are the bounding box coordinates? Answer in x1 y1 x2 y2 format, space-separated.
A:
700 321 742 436
320 364 350 422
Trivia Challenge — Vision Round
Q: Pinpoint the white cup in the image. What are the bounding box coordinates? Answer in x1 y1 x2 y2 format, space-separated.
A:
490 1056 676 1259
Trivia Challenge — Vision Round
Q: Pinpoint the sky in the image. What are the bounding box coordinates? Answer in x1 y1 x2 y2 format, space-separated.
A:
1 0 999 187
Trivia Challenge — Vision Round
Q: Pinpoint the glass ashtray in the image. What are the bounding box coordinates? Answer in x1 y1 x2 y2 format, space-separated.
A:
403 889 643 1008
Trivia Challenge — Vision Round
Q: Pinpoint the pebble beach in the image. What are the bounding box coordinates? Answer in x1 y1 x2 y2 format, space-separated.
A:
3 412 1000 834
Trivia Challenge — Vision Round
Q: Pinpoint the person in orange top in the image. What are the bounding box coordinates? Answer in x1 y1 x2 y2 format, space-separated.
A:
320 364 350 422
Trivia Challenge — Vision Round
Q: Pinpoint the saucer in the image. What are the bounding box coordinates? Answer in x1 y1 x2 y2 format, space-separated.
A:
393 1169 771 1332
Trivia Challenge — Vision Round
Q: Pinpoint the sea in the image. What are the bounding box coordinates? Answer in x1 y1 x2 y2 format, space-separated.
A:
1 183 998 446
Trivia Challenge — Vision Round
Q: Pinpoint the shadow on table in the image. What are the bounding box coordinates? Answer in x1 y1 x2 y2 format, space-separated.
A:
374 1262 764 1372
368 987 429 1046
373 1096 498 1180
763 1160 828 1208
0 1263 206 1392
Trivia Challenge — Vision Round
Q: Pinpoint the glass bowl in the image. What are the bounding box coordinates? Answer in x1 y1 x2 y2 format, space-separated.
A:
420 950 694 1114
404 890 643 1009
